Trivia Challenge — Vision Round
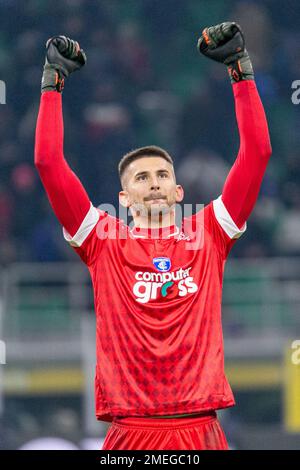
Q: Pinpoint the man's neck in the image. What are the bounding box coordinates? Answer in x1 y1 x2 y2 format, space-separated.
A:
132 213 175 229
130 211 179 239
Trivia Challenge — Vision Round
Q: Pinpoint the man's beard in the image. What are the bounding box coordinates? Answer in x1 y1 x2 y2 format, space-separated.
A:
131 201 174 219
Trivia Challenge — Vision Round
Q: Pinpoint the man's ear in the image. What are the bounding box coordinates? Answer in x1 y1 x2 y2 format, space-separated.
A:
175 185 184 203
119 190 130 208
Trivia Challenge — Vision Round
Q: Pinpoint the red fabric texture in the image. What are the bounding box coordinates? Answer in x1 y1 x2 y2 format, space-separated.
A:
101 411 228 450
79 203 236 421
34 91 90 237
222 81 272 229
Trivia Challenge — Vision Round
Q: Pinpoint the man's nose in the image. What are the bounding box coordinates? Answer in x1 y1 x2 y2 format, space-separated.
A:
150 177 160 190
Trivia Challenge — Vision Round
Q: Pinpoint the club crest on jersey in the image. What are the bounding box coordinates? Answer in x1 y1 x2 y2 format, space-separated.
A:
153 257 171 272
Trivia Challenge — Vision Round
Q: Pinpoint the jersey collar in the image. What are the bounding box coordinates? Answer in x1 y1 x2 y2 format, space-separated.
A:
130 225 180 239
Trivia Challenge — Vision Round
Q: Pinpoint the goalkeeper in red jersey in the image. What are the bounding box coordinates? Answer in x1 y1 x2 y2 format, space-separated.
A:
34 23 271 450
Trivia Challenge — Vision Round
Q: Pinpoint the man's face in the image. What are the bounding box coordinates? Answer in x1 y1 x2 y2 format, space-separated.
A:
119 156 184 219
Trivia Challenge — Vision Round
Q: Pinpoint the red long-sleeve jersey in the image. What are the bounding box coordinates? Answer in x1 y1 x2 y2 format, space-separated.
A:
35 81 271 422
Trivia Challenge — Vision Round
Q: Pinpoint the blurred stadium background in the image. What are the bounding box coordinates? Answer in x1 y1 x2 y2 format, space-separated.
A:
0 0 300 450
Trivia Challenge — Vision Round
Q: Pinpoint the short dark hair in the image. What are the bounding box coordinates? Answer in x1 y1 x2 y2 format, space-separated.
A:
118 145 174 184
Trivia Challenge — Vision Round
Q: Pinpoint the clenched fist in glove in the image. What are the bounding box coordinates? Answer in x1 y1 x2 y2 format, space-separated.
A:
41 35 87 93
197 22 254 83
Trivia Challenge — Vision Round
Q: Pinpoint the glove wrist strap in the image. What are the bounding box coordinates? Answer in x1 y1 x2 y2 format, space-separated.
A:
41 65 65 93
226 53 254 83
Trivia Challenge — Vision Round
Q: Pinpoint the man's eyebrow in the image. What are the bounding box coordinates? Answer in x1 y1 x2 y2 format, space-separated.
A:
134 171 148 177
134 169 170 177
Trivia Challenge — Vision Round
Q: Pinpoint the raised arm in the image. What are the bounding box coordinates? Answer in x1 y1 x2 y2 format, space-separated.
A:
34 36 92 238
221 80 271 229
198 22 272 231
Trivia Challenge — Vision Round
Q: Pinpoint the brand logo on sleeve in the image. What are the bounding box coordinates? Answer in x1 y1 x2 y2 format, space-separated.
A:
153 257 171 272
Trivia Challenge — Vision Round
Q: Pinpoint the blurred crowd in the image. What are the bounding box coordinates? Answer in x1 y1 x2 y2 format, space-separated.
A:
1 0 300 265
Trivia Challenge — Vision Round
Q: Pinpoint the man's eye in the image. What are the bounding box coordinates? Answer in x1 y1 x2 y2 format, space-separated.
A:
159 173 168 178
137 175 147 181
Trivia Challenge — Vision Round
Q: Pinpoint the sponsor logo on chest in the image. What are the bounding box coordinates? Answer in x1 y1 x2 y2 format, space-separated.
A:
133 256 198 304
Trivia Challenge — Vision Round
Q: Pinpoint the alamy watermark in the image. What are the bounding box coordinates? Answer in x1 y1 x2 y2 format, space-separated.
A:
291 340 300 365
0 340 6 365
0 80 6 362
0 80 6 104
291 81 300 104
93 202 205 250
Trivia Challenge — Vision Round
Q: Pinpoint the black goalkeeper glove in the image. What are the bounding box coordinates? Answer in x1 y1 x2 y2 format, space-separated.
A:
197 22 254 83
41 35 87 93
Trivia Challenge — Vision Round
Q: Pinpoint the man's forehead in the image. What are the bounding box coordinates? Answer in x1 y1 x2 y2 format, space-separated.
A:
128 156 173 175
